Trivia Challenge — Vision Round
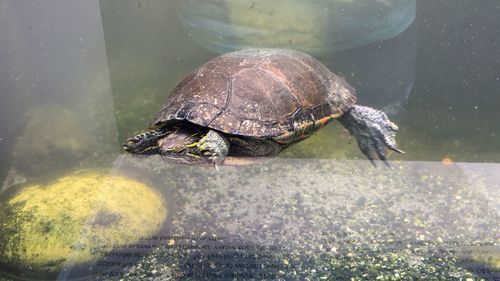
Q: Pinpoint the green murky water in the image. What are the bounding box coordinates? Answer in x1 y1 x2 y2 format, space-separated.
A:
0 1 498 280
101 0 500 164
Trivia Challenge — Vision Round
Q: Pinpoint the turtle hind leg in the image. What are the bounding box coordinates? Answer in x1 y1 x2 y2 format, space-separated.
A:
123 128 169 154
196 130 230 164
339 105 404 166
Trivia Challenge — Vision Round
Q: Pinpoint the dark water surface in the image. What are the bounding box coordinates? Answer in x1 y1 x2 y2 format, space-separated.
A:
0 0 499 280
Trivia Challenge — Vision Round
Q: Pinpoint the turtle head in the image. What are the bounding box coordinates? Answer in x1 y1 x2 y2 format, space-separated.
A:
124 125 203 160
124 125 224 164
123 129 168 154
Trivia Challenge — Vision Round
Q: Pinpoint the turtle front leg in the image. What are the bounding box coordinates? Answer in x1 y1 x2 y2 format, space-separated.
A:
339 105 404 166
197 130 230 164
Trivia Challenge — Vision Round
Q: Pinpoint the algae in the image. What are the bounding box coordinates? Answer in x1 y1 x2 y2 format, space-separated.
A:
0 171 168 277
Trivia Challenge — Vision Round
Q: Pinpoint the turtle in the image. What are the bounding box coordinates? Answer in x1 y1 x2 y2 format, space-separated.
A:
123 49 403 165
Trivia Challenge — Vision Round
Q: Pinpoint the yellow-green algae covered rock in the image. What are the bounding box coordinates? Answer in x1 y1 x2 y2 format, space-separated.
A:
0 171 167 277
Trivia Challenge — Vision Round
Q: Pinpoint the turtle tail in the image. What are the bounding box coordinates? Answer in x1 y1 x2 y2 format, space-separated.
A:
123 128 168 154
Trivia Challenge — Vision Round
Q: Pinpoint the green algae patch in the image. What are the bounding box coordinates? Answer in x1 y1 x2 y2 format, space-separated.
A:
0 171 168 277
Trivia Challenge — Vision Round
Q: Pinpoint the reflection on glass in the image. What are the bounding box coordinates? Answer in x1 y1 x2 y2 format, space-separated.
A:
0 1 118 192
177 0 416 55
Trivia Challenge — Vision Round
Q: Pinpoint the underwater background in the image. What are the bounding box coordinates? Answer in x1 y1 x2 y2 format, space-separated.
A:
0 0 499 280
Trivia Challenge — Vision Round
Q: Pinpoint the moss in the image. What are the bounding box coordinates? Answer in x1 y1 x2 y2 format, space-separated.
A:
0 171 168 277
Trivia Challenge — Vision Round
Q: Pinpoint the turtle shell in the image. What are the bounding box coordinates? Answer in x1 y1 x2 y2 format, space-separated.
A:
152 49 357 140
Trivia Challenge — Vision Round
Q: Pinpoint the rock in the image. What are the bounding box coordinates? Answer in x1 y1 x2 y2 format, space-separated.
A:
0 170 168 279
111 157 498 280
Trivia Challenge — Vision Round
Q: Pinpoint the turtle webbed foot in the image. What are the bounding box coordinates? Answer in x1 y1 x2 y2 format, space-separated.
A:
197 130 230 164
339 105 404 166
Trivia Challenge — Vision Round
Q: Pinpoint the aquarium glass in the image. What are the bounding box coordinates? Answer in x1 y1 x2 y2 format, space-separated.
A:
0 0 498 280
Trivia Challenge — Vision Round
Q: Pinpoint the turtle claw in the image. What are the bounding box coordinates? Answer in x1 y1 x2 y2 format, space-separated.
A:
202 151 217 157
380 120 405 154
339 105 404 166
358 135 391 168
375 142 390 167
358 138 376 166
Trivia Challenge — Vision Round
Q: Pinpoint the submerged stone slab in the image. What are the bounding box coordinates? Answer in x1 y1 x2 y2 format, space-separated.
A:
98 157 499 280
